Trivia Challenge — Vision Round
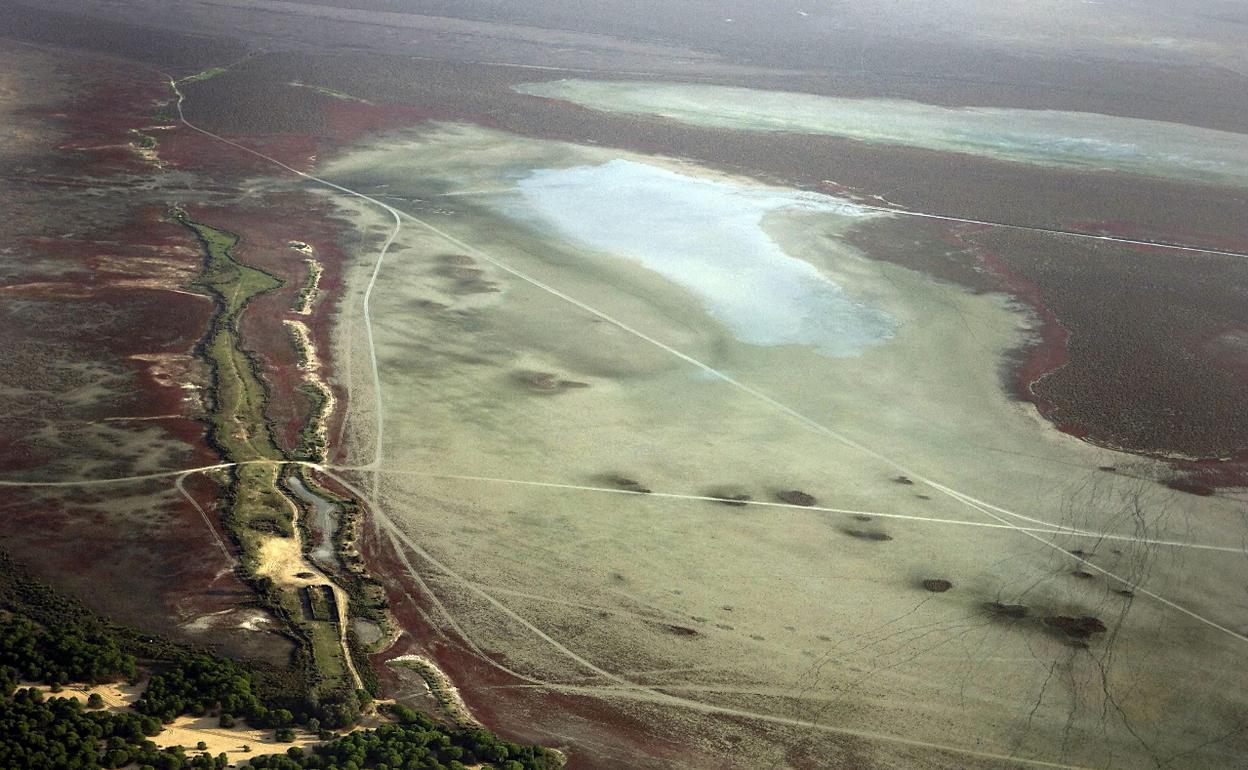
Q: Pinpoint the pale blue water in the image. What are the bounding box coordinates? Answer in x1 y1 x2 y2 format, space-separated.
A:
508 159 895 357
516 80 1248 187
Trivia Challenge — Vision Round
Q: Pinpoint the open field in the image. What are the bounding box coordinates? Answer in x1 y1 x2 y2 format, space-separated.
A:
309 124 1248 768
3 3 1248 768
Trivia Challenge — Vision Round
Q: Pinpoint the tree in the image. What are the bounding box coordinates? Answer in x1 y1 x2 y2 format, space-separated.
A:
87 692 105 709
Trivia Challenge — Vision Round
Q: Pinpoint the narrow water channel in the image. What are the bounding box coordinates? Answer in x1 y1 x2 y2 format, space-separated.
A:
286 475 341 570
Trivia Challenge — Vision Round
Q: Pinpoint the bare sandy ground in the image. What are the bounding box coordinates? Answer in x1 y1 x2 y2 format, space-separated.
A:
316 124 1248 768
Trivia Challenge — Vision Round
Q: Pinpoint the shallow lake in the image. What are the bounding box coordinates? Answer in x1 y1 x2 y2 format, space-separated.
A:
509 159 895 356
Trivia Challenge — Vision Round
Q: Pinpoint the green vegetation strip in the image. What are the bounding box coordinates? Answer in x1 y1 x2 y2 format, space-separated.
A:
178 209 282 465
180 67 228 84
177 211 350 700
295 382 331 462
293 260 322 314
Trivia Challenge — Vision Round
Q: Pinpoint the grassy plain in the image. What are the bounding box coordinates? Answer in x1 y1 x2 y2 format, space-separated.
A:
318 124 1248 768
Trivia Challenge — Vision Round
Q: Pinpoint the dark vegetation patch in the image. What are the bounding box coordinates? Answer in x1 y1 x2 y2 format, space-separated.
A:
436 255 500 296
708 492 752 507
891 476 914 485
603 475 651 494
982 595 1111 644
1043 615 1108 640
983 602 1029 619
1071 570 1095 579
299 585 337 623
840 529 892 542
776 490 816 506
249 710 559 770
921 579 953 593
0 689 205 770
1163 462 1248 497
0 614 137 686
1165 478 1215 497
513 370 590 393
1116 589 1136 599
438 265 485 281
972 228 1248 463
649 622 699 638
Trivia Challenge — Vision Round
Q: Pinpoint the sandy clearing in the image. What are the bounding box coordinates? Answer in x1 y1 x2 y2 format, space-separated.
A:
22 681 322 761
